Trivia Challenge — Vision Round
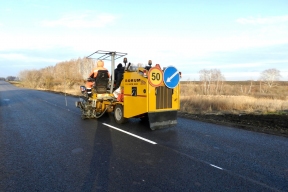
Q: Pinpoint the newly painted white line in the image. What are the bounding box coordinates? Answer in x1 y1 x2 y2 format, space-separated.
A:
103 123 157 145
210 164 223 170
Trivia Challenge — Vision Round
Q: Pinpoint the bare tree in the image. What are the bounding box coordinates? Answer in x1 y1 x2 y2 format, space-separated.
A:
199 69 225 95
19 69 41 88
18 57 97 90
199 69 210 94
39 66 55 89
211 69 225 94
259 68 281 88
6 76 17 81
240 81 253 94
78 57 95 79
63 62 82 89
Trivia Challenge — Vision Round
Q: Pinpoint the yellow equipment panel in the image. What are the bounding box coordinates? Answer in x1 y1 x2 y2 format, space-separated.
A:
122 71 148 118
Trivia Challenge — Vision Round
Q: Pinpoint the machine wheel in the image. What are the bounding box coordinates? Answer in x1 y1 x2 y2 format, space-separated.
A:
114 104 128 124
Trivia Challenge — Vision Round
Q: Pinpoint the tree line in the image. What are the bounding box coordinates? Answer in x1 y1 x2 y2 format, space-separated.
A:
18 57 94 89
189 68 282 95
7 55 283 96
0 76 18 81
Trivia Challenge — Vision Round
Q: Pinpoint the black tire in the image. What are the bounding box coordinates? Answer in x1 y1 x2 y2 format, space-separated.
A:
114 104 128 124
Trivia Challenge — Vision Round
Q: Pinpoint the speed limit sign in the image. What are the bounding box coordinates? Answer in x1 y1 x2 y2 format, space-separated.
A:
148 65 163 87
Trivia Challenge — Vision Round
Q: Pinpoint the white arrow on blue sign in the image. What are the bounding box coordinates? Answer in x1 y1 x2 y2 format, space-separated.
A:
163 66 180 89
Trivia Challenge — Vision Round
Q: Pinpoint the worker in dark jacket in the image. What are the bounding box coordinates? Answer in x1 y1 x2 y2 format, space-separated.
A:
114 63 124 89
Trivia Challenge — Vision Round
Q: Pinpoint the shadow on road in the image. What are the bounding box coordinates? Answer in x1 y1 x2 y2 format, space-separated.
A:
81 122 113 191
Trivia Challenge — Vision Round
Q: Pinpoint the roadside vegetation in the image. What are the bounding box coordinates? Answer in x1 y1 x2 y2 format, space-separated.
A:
12 57 93 96
180 81 288 115
6 57 288 116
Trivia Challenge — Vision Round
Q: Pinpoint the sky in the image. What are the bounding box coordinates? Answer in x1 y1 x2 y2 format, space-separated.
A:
0 0 288 81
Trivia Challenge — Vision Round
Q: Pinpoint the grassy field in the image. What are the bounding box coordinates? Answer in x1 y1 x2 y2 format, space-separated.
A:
180 81 288 115
180 95 288 115
9 80 288 115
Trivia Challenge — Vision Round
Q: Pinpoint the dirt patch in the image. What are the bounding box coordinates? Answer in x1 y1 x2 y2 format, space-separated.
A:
178 112 288 138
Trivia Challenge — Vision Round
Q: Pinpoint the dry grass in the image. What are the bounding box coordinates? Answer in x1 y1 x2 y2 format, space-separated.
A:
180 81 288 115
9 81 82 96
181 95 288 115
8 81 24 87
52 84 82 96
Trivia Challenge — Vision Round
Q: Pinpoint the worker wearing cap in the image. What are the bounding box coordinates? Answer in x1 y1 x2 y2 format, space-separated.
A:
86 60 110 96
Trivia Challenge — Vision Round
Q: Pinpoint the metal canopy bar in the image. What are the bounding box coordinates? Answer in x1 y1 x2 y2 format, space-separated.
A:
86 50 127 94
86 50 127 61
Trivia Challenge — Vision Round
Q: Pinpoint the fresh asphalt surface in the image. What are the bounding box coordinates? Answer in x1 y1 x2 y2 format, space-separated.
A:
0 81 288 192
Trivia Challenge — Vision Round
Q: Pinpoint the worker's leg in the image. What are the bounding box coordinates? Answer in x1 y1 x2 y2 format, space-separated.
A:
86 82 93 97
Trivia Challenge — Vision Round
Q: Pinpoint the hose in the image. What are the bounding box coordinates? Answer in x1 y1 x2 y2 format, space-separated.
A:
95 103 113 118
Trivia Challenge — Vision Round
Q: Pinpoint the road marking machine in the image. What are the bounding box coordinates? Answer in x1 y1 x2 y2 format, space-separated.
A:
75 50 181 130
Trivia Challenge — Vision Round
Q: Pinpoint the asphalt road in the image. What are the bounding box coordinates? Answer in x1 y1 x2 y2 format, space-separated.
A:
1 81 288 192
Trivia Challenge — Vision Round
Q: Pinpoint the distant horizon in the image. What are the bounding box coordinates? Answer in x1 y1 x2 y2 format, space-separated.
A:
1 58 287 81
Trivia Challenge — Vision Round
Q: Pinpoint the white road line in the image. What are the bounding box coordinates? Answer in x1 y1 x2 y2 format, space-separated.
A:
103 123 157 145
210 164 223 170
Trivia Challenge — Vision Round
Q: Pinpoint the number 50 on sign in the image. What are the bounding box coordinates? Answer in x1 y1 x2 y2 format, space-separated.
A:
148 65 163 87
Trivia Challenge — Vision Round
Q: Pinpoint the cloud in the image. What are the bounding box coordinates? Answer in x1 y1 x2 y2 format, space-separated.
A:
237 15 288 24
206 62 264 69
0 53 60 63
181 71 261 81
40 13 116 28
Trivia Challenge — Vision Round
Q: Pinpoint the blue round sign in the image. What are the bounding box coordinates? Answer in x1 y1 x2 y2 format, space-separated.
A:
163 66 180 89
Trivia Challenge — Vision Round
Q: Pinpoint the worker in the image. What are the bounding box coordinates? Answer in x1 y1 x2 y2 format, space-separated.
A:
86 60 110 97
113 63 124 89
145 60 152 70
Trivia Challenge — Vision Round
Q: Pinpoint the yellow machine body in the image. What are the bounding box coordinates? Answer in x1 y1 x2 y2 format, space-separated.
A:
117 65 180 129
